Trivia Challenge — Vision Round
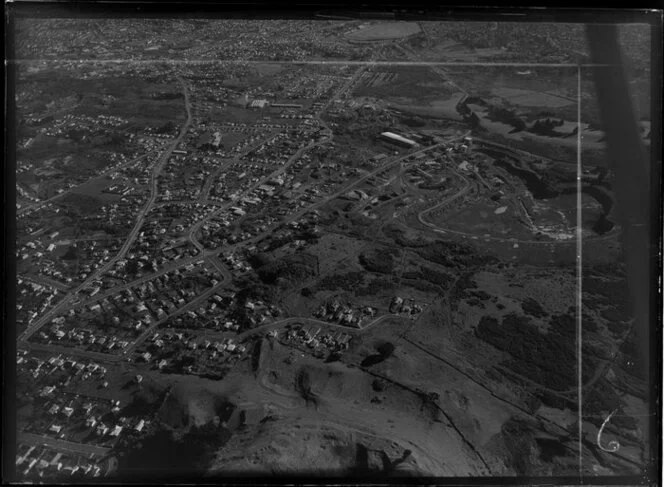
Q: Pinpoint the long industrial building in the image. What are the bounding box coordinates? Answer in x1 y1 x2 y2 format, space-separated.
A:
379 131 420 149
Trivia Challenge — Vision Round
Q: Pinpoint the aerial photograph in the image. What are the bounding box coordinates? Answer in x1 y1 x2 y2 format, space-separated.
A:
7 10 658 482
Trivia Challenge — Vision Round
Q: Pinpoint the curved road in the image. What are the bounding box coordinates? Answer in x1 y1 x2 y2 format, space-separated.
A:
415 164 620 246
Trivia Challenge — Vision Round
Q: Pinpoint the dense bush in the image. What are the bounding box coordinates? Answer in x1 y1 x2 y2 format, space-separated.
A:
521 298 548 318
619 330 647 380
486 105 526 132
358 247 398 274
257 252 318 284
416 240 495 268
584 378 624 421
420 266 453 287
314 271 364 292
381 224 427 248
476 313 576 391
116 423 231 479
361 342 396 368
376 342 396 358
403 279 442 294
582 276 629 307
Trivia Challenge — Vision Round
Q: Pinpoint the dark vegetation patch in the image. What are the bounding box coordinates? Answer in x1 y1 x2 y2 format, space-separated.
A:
485 105 527 133
501 419 536 476
313 271 365 293
476 313 586 407
415 241 498 269
450 273 477 300
583 378 629 428
419 266 454 288
381 224 428 248
618 329 648 381
295 368 319 407
115 423 231 480
361 341 396 367
521 297 548 318
476 312 577 392
253 252 319 285
358 246 400 274
535 438 568 463
477 309 629 420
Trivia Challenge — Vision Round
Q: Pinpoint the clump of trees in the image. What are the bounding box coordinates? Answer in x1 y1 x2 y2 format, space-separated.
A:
416 241 498 269
358 246 399 274
476 312 576 393
476 309 631 419
486 105 527 133
251 252 319 285
115 423 231 480
361 341 396 368
521 298 548 318
314 271 365 292
527 118 565 137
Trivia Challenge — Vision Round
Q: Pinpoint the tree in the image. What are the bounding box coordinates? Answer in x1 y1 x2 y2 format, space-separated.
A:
300 287 313 297
376 342 395 358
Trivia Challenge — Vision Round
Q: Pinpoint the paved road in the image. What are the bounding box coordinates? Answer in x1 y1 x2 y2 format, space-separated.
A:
235 312 395 343
205 254 233 283
20 281 230 363
122 282 230 356
188 131 333 253
20 77 193 341
197 131 283 204
190 140 451 261
20 66 456 366
18 432 111 456
414 152 620 246
73 252 224 310
186 65 368 256
24 65 369 342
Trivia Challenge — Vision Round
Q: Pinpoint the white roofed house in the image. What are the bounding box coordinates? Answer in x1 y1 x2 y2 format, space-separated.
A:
135 419 146 432
96 423 109 436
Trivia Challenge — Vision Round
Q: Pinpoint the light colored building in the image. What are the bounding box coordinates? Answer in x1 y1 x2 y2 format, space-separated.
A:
379 131 419 148
249 99 269 109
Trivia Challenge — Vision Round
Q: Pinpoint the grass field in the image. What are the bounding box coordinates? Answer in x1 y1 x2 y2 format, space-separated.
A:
346 22 421 41
434 200 532 240
353 66 458 105
69 177 123 203
389 93 465 121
